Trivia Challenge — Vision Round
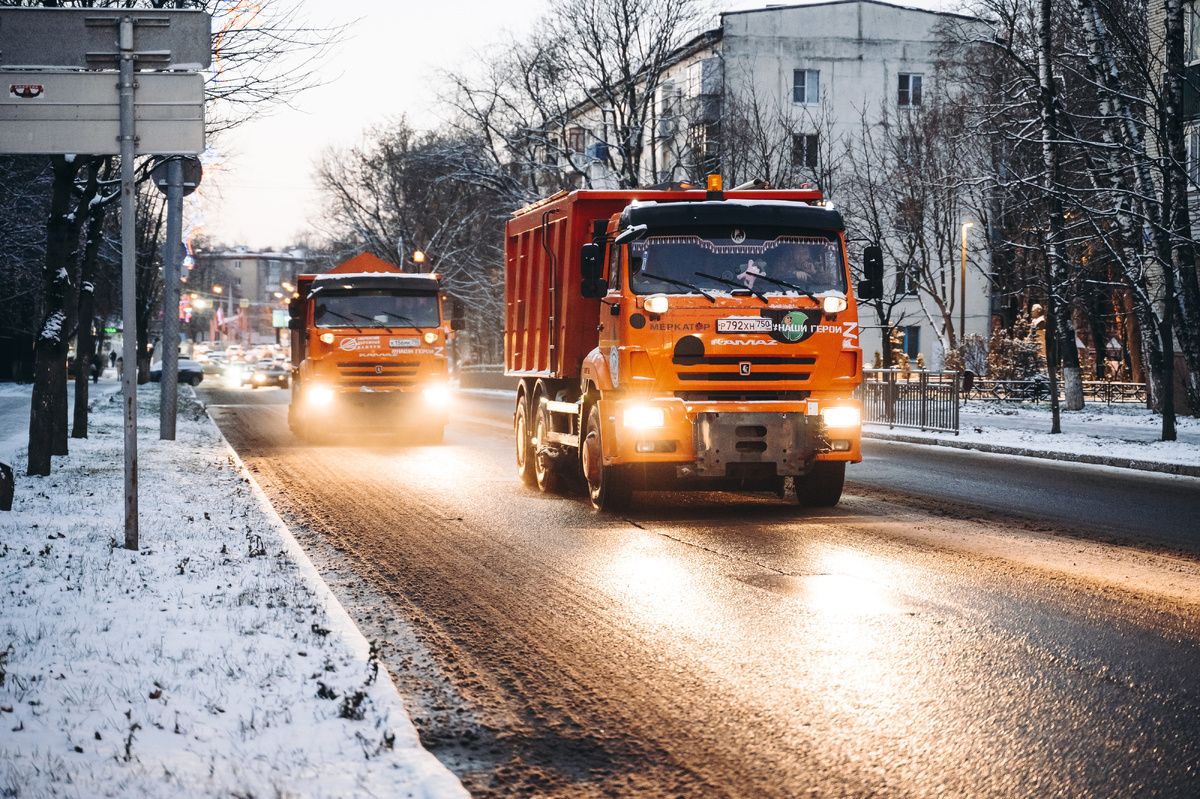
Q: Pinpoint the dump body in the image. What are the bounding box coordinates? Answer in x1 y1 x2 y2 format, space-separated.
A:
287 253 451 441
505 187 866 508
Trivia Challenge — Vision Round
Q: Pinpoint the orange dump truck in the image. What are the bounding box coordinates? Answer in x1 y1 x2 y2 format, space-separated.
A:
505 182 884 510
288 253 457 443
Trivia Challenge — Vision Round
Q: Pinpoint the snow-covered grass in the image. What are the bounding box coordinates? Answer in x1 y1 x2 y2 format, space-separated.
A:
0 385 466 799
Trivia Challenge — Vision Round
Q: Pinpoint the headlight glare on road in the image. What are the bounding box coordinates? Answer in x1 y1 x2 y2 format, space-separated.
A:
423 385 450 404
823 295 848 314
308 386 335 406
623 406 665 429
822 406 861 428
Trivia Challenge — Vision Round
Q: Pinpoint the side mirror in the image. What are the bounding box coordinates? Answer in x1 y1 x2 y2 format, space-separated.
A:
859 245 884 300
580 278 608 299
580 242 603 280
450 318 465 331
287 318 302 331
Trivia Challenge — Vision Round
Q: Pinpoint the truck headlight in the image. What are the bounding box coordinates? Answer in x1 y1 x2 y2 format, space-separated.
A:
308 386 335 406
822 406 860 428
623 406 665 429
424 331 438 343
644 294 669 315
823 295 848 314
423 385 450 404
319 333 335 344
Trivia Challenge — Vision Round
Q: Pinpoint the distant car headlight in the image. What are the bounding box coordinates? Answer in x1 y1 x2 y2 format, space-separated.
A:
644 294 669 314
423 385 451 404
823 295 848 314
253 373 266 382
308 386 335 406
423 331 438 344
623 406 665 429
822 406 861 428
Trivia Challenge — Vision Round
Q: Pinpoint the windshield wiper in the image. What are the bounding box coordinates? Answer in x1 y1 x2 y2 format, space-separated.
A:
347 311 425 333
693 272 769 304
319 309 363 331
381 312 426 333
747 273 817 300
638 271 717 303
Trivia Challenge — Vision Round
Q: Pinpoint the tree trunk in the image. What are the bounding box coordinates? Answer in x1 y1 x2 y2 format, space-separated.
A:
72 158 108 440
28 156 81 476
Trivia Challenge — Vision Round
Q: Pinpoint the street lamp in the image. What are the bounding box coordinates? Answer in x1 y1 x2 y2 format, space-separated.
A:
960 222 974 344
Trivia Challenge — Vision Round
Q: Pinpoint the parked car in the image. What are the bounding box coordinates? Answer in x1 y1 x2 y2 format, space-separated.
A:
149 358 204 386
248 360 290 389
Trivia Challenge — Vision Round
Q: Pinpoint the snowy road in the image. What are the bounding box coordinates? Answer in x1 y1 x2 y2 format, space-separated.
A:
202 385 1200 798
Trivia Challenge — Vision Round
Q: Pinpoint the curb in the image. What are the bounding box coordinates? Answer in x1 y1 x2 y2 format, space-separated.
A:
202 401 471 798
863 428 1200 478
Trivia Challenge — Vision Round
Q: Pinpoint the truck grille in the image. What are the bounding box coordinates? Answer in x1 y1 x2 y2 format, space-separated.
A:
671 355 816 366
676 371 810 382
675 390 810 402
336 360 420 380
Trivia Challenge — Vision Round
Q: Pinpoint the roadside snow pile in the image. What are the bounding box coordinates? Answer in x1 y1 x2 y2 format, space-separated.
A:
0 386 465 799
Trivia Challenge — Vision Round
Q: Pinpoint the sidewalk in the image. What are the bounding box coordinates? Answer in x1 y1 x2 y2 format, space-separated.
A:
865 400 1200 478
0 382 466 798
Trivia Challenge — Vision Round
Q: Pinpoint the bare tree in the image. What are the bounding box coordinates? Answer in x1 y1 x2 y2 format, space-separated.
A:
314 120 508 363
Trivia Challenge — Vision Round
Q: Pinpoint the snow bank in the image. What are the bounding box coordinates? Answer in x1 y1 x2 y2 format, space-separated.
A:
0 385 466 799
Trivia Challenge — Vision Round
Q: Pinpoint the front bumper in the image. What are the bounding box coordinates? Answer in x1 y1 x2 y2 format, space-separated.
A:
301 386 450 429
599 396 861 476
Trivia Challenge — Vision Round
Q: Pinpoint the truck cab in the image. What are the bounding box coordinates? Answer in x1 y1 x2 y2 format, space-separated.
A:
288 253 454 443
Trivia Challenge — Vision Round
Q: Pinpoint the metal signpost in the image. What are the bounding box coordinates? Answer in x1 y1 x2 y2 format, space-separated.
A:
0 8 210 551
151 155 202 441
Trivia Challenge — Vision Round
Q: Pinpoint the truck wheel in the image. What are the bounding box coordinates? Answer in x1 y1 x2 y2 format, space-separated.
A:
795 462 845 507
514 395 537 487
533 409 561 493
583 404 631 512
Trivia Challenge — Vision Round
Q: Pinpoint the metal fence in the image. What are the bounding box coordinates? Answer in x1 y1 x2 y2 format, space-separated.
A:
856 369 961 434
966 378 1147 404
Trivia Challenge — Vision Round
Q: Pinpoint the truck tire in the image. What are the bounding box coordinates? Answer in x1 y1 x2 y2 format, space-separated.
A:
533 408 561 493
583 404 631 512
514 394 537 487
795 462 845 507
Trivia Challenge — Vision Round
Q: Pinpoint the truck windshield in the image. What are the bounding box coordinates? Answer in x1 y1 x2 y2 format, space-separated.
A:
628 232 847 296
312 291 440 329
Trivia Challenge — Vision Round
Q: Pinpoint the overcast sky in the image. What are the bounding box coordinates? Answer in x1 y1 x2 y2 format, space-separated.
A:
198 0 945 251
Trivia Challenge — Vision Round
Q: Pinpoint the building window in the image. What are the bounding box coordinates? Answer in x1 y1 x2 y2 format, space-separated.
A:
688 61 703 97
793 69 819 105
792 133 819 169
898 73 923 107
904 325 921 358
895 264 917 295
566 126 585 153
1189 1 1200 63
1189 126 1200 184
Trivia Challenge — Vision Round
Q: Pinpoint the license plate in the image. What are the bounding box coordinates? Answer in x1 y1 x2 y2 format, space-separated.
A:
389 338 420 348
716 317 773 333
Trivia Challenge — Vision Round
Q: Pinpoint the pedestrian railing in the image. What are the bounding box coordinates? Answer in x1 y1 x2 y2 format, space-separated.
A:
965 378 1146 404
856 369 960 434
